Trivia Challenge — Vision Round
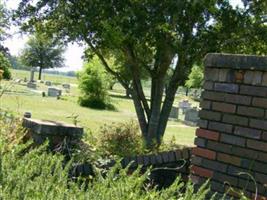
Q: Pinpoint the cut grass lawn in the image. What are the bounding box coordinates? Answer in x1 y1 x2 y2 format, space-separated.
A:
0 69 197 146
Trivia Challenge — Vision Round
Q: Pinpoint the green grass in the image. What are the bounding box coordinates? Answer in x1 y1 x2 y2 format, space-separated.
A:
0 69 197 146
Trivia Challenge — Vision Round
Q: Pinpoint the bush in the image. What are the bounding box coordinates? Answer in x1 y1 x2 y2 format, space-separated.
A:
98 121 144 157
0 52 11 80
78 58 113 110
0 113 250 200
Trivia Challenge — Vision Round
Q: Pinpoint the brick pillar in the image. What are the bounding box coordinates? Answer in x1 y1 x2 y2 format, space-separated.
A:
191 53 267 199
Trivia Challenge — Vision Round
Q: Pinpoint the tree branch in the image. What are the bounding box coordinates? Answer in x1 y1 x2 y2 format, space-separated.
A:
84 38 130 90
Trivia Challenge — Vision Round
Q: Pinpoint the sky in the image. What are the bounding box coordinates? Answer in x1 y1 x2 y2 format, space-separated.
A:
2 0 243 71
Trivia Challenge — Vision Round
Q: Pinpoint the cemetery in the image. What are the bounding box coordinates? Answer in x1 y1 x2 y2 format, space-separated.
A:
0 0 267 200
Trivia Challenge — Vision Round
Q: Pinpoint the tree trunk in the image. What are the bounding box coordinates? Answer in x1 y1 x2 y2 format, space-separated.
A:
156 57 187 141
38 67 42 80
146 76 164 146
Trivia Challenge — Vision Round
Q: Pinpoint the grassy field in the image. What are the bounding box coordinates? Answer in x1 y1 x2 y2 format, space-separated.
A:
0 69 197 146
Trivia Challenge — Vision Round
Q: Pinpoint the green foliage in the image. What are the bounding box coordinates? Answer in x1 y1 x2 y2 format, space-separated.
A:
98 121 144 157
0 115 217 200
78 58 113 110
185 65 204 89
0 52 11 80
0 2 9 54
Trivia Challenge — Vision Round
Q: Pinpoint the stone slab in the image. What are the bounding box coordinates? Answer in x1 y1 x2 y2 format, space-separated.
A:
22 118 83 137
204 53 267 71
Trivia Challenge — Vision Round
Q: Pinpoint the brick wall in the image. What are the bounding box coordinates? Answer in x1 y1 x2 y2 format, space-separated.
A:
191 53 267 199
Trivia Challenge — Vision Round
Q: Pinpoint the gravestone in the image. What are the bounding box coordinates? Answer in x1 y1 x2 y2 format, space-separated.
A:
45 81 52 86
14 79 22 83
62 83 70 90
178 100 192 114
24 112 32 118
22 117 83 149
184 107 199 125
27 69 37 89
30 69 34 82
169 106 179 120
27 82 37 89
48 87 62 97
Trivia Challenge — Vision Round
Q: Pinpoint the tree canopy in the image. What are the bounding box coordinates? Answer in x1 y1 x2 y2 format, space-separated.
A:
15 0 267 147
0 2 10 55
20 29 65 80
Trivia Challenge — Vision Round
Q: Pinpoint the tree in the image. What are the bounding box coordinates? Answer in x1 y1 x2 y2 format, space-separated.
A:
16 0 267 147
78 57 112 110
185 65 204 89
20 30 65 80
0 52 11 80
0 2 10 55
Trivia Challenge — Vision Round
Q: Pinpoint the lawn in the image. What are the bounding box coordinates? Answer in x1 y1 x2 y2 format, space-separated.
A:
0 69 197 146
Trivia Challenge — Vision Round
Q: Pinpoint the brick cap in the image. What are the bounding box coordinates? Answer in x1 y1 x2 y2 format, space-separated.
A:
204 53 267 71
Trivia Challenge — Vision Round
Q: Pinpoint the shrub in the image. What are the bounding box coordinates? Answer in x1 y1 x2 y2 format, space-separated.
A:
98 121 144 157
78 58 113 110
185 65 203 89
0 52 11 80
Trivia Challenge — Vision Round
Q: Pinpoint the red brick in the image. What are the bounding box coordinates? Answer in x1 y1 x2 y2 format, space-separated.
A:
212 102 236 113
213 171 238 186
200 100 211 109
244 71 262 85
205 68 219 81
250 119 267 131
199 110 221 121
224 94 251 105
234 126 262 139
240 85 267 97
217 153 241 166
202 91 225 101
223 114 248 126
196 128 220 141
255 173 267 184
214 83 239 93
253 97 267 109
237 106 264 118
203 81 214 90
191 165 214 178
220 133 246 147
247 139 267 152
192 147 216 160
209 121 233 133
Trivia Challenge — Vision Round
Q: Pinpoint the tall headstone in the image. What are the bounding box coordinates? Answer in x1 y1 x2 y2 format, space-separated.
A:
27 69 37 89
184 107 199 125
30 69 34 82
169 106 179 120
